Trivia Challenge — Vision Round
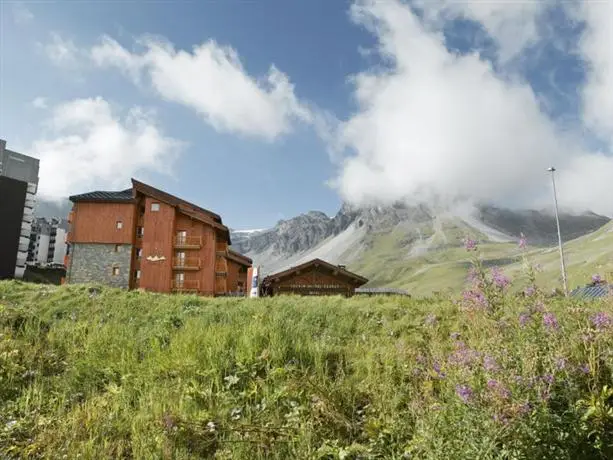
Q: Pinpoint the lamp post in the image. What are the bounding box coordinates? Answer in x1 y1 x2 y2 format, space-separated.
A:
547 167 568 297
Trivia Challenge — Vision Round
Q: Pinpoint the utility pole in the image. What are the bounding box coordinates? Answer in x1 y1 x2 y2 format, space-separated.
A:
547 167 568 297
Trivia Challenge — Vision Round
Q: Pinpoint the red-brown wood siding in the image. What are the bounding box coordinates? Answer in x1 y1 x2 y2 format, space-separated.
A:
70 202 135 244
139 198 175 292
270 267 356 296
175 212 216 295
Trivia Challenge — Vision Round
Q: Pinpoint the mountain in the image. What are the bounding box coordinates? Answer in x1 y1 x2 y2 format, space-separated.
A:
230 202 611 296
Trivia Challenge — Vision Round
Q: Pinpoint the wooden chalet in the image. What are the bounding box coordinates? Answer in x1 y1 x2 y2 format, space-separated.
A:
65 178 252 296
260 258 368 297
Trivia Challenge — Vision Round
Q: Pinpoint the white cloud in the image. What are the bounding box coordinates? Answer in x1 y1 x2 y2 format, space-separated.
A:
31 97 182 200
44 33 80 67
579 0 613 144
12 3 34 25
332 0 613 216
415 0 547 62
32 97 48 109
91 35 311 140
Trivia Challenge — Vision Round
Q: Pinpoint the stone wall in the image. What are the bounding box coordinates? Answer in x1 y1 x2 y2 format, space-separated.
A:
67 243 132 288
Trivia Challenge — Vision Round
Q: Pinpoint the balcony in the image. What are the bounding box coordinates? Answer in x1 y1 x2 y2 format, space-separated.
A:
174 235 202 249
172 280 200 293
172 257 201 271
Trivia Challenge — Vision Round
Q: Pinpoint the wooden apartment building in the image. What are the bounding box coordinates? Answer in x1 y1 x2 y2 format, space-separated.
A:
65 179 252 296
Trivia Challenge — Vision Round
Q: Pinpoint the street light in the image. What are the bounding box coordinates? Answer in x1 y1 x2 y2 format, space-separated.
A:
547 167 568 297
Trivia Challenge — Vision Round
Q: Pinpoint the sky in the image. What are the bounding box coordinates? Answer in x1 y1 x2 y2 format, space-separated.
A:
1 0 612 230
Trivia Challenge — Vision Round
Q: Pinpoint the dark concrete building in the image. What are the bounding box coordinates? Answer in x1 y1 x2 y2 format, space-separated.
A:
0 139 39 279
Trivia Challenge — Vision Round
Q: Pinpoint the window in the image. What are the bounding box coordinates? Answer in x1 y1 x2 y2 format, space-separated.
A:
135 269 141 280
151 202 160 212
112 267 120 276
114 244 121 252
175 272 185 288
116 221 123 229
136 226 144 238
136 248 143 259
176 230 187 245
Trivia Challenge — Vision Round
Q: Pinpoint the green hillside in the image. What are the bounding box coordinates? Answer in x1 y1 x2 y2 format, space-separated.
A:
2 280 613 458
352 221 613 296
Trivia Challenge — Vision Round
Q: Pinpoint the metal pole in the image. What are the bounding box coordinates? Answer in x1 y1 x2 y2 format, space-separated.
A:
548 167 568 296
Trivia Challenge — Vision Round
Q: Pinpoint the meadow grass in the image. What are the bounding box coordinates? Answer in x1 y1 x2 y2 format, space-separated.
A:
1 275 613 458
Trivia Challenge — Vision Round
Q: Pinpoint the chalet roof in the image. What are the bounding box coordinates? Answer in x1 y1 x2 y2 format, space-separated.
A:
570 283 612 299
131 179 222 223
262 258 368 286
69 189 134 203
227 249 252 266
355 287 409 296
68 179 231 244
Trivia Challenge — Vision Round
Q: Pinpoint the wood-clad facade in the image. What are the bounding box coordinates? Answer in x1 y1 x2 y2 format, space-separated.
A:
261 258 368 297
65 179 251 296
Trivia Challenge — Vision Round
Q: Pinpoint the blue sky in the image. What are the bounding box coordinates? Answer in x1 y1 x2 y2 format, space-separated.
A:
2 0 612 229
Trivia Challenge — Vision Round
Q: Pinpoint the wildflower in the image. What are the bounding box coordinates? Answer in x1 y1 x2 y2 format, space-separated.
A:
464 237 477 251
555 357 567 370
524 286 536 297
532 301 545 313
578 363 590 374
519 312 531 328
483 355 499 372
590 312 612 330
592 274 602 284
518 233 527 250
456 384 473 403
543 312 559 331
491 267 510 289
542 374 554 385
448 346 480 367
433 362 446 379
424 313 437 326
206 421 216 433
224 374 239 387
462 289 489 309
517 402 532 416
450 332 461 340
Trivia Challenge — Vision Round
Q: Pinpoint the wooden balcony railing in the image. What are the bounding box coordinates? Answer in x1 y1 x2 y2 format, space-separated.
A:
172 257 201 270
174 235 202 249
172 280 200 292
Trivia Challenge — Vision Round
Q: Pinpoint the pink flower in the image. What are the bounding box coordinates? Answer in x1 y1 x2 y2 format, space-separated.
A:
464 238 477 251
518 233 527 249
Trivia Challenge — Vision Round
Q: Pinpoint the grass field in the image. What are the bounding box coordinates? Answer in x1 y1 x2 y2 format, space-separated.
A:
2 271 613 458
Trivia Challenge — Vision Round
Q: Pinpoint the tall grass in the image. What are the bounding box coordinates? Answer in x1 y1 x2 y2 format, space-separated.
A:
1 275 612 458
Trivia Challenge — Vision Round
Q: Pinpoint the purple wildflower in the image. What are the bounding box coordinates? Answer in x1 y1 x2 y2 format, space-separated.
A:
448 343 480 367
517 402 532 416
456 384 473 403
519 312 531 328
491 267 510 289
424 313 437 326
542 374 554 385
518 234 527 250
493 413 510 425
483 355 499 372
578 363 590 374
543 312 559 331
433 362 446 379
487 379 511 399
532 301 545 313
464 237 477 251
524 286 536 297
592 274 602 284
590 312 612 330
462 289 489 309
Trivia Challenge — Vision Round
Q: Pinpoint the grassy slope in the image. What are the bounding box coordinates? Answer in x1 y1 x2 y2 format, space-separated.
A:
351 221 613 297
2 281 613 458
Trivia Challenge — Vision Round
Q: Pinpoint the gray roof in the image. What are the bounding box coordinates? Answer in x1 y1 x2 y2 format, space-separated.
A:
570 284 612 299
69 189 133 203
355 287 410 295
